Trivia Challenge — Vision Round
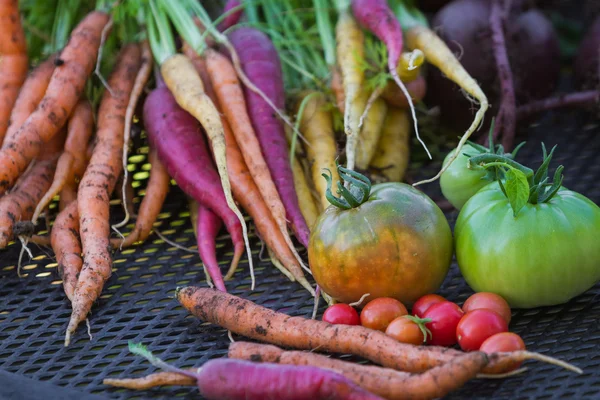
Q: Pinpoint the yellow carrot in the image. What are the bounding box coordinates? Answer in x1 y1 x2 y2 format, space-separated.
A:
406 25 488 186
369 106 410 182
296 91 340 210
335 11 365 171
355 92 387 170
160 54 254 288
290 153 319 230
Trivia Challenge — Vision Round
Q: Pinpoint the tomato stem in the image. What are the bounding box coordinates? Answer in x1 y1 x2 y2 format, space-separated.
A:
469 143 565 206
323 163 373 209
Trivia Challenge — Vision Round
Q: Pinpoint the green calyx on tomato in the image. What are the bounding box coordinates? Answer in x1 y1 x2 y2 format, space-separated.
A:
456 144 600 308
440 121 526 210
322 162 372 209
402 315 432 343
468 143 563 217
309 163 453 305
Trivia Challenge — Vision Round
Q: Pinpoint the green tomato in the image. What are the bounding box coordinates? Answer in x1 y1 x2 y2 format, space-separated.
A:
440 144 494 210
309 168 453 305
455 181 600 308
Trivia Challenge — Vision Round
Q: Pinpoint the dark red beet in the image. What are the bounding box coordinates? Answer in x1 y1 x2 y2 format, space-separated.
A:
573 15 600 90
425 0 560 132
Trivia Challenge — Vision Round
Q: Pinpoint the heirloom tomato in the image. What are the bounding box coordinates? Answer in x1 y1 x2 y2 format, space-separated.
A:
440 135 525 210
456 147 600 308
308 164 453 305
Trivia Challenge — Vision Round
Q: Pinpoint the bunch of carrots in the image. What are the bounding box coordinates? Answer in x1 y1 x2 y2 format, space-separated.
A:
1 0 492 347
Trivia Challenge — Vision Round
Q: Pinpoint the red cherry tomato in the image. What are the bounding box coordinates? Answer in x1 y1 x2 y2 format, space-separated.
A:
322 304 360 325
412 294 446 318
480 332 526 372
385 316 431 345
360 298 408 331
422 301 464 346
456 309 509 351
462 292 512 324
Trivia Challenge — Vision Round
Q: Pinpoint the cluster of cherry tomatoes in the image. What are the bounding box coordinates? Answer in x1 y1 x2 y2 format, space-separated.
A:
322 292 526 358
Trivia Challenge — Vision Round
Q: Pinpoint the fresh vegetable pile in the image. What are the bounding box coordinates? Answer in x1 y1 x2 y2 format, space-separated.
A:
1 0 600 398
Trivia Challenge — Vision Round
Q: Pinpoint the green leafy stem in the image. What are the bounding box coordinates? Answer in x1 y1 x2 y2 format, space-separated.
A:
323 162 372 210
468 144 565 217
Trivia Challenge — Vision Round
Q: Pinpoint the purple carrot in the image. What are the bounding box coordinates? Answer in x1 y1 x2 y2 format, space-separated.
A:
112 345 385 400
351 0 428 158
143 76 243 290
218 0 243 32
228 27 310 247
197 204 226 292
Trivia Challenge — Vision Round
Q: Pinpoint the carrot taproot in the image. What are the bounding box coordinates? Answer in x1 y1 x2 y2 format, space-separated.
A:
351 0 429 160
104 370 197 390
32 99 94 224
115 40 152 231
404 23 488 185
195 203 225 291
59 139 94 211
0 129 66 249
202 47 307 270
66 44 142 346
335 11 365 171
230 341 489 400
110 148 170 249
190 51 314 294
51 200 82 302
149 1 253 285
0 10 111 195
0 0 28 142
106 343 385 400
369 107 410 182
2 57 54 146
228 27 311 249
142 74 244 291
296 91 340 210
177 287 582 375
355 92 387 170
290 152 319 230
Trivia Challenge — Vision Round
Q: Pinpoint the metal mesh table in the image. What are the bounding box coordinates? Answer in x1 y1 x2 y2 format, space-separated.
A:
1 107 599 399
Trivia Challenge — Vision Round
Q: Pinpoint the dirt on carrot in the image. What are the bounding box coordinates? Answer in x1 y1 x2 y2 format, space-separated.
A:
229 341 489 400
0 10 110 195
2 57 54 146
32 99 94 224
0 128 66 249
51 200 82 302
66 43 142 346
177 287 582 376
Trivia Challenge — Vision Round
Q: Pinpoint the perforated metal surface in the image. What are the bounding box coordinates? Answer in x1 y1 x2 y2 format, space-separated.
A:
1 110 600 399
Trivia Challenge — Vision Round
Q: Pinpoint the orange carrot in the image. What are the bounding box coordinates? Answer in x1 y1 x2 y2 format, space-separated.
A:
103 370 197 389
2 57 55 146
66 44 142 346
202 47 308 274
177 287 582 375
51 201 82 302
111 148 170 248
32 99 94 224
229 341 489 400
0 10 111 195
189 50 313 294
0 129 66 249
0 0 28 142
